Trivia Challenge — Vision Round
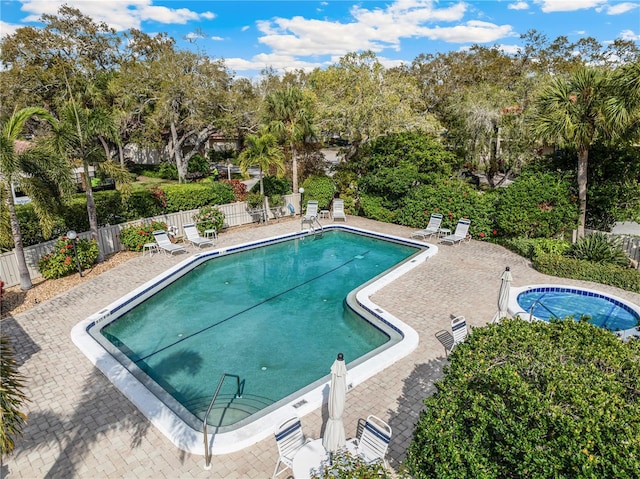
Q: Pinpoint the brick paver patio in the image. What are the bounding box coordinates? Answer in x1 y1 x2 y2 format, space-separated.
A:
3 216 639 478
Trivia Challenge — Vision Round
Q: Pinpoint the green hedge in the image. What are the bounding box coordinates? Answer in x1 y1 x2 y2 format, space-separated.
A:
533 253 640 293
406 319 640 479
5 182 235 249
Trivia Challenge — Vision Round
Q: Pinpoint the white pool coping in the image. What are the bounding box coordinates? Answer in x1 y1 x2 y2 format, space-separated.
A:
508 283 640 339
71 225 437 455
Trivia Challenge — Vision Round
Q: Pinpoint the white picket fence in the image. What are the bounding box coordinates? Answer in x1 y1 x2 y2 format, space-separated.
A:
0 194 301 288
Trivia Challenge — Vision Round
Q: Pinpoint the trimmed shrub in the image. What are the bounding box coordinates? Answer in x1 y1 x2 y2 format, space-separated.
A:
406 319 640 479
498 237 570 260
494 170 578 238
396 180 497 239
118 221 167 252
162 183 234 212
359 194 396 223
533 253 640 293
192 206 225 235
301 175 335 210
38 236 99 279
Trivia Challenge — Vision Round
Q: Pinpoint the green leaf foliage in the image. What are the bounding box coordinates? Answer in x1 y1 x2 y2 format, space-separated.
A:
311 449 407 479
533 253 640 293
0 334 29 457
250 174 291 197
301 175 335 210
37 236 99 279
118 221 167 252
191 206 225 235
396 180 497 239
494 170 579 238
406 319 640 479
566 232 630 267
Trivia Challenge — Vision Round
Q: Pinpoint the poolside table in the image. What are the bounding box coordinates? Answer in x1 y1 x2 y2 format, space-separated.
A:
292 439 329 478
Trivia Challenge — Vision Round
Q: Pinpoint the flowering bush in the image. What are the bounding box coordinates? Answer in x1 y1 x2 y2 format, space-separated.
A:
311 449 408 479
38 236 99 279
118 221 167 252
192 206 225 235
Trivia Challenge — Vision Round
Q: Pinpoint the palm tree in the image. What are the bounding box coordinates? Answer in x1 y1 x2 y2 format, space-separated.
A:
0 334 28 457
532 67 638 238
0 107 73 290
52 97 132 262
238 128 285 222
263 86 315 192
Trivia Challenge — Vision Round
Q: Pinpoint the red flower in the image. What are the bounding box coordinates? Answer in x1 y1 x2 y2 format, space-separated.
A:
493 230 497 235
64 256 72 265
67 244 73 250
479 232 485 238
60 248 66 253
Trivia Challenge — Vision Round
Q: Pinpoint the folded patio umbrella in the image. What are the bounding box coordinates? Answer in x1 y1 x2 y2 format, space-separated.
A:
322 353 347 454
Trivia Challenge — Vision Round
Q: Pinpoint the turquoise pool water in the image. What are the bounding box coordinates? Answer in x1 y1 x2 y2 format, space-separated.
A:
99 230 419 428
517 287 639 332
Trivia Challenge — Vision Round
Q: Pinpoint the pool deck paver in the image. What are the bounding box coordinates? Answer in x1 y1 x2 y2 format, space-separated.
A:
2 216 640 478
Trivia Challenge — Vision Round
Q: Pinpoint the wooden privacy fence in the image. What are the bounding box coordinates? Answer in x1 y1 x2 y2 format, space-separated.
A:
0 194 301 288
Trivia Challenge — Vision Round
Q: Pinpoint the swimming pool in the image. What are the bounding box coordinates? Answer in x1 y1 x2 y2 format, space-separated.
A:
508 284 640 338
71 225 436 454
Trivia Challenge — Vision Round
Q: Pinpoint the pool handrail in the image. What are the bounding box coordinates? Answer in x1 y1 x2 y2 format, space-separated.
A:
203 373 244 469
529 300 561 322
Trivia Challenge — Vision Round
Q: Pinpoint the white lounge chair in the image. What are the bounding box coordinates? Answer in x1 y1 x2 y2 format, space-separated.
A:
152 230 187 255
410 213 443 240
272 416 311 478
183 223 214 248
332 199 347 222
451 315 468 350
346 415 392 468
440 218 471 245
301 200 321 230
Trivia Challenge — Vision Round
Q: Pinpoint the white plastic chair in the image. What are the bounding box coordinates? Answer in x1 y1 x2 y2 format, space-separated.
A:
451 315 468 350
301 200 320 230
152 230 187 255
346 415 391 468
183 223 214 248
410 213 443 239
332 199 347 222
440 218 471 245
272 416 310 478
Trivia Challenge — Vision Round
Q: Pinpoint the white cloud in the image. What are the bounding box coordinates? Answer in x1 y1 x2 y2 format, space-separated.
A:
497 44 523 54
508 2 530 10
255 1 514 59
19 0 215 31
620 29 640 40
0 20 22 38
534 0 607 13
605 2 640 14
210 36 224 42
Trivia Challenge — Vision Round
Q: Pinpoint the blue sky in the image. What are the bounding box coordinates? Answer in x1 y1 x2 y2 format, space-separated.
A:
1 0 638 78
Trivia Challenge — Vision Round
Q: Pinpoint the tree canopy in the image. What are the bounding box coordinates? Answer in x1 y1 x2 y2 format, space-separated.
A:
406 318 640 479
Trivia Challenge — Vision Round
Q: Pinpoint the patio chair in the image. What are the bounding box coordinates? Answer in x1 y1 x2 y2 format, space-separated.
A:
410 213 443 240
301 200 321 230
332 199 347 222
451 315 468 349
152 230 187 255
273 416 311 478
183 223 214 248
440 218 471 245
346 415 392 468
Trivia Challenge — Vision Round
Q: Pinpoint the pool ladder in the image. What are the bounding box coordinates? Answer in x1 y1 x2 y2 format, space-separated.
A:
301 215 324 236
203 373 244 469
528 300 560 322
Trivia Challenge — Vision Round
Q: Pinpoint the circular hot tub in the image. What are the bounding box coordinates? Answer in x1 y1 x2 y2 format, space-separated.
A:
508 284 640 339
